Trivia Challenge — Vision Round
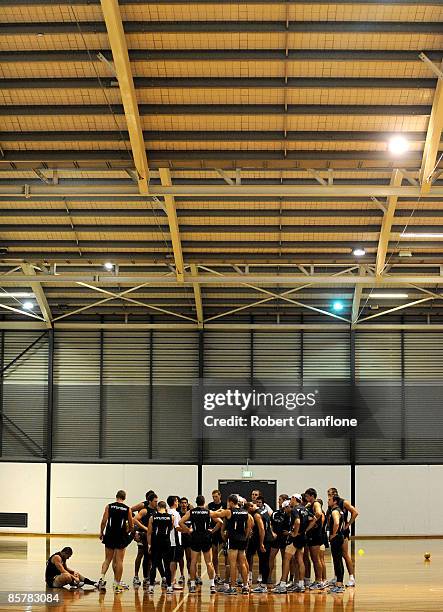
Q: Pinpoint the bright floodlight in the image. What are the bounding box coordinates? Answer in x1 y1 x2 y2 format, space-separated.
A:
104 262 114 271
332 301 344 312
388 136 409 155
22 301 34 310
353 247 366 257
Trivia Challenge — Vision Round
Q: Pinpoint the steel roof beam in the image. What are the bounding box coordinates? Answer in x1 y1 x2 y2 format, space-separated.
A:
1 21 442 34
5 273 443 285
2 182 443 197
99 0 149 195
0 104 432 116
1 49 442 63
0 77 436 89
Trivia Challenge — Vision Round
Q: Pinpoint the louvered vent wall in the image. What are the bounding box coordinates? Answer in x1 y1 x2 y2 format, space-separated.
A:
2 331 48 458
53 331 101 460
355 332 403 462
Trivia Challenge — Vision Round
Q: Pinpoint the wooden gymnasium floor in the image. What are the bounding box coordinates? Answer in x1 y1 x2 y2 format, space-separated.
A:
0 536 442 611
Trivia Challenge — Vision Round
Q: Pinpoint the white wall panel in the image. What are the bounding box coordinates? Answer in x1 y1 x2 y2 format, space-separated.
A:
51 463 197 534
0 462 46 533
356 465 443 536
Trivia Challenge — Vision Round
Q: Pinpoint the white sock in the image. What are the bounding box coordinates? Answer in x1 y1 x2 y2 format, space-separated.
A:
298 580 304 588
190 580 195 587
349 575 355 581
280 581 286 587
210 578 214 586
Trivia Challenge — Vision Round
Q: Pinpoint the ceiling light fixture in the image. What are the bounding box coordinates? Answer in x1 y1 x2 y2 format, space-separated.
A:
388 136 409 155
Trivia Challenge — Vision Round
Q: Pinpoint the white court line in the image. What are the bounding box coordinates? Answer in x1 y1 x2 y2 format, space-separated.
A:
171 550 220 612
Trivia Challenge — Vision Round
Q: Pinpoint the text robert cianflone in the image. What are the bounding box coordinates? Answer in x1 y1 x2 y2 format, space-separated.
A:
203 388 317 411
203 415 358 428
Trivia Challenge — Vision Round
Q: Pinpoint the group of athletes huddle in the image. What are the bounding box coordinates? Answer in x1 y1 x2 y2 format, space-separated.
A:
94 486 358 595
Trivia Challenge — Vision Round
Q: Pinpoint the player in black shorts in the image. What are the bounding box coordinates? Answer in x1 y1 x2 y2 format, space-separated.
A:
273 494 314 594
304 488 327 590
45 547 96 589
327 487 359 587
132 492 158 587
252 496 277 593
147 501 174 594
179 497 191 583
211 494 254 595
246 501 265 586
98 490 133 594
317 498 328 583
327 494 346 594
179 495 216 594
269 494 290 583
207 489 224 584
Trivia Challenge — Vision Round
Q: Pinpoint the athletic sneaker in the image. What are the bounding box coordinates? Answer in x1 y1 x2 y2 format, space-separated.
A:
210 585 217 594
173 583 183 590
97 579 106 591
257 574 262 584
189 585 196 593
178 575 185 585
166 586 174 594
214 575 222 585
241 585 249 595
133 576 141 586
252 584 267 593
148 585 154 594
346 579 356 587
328 578 337 586
120 582 129 590
309 582 323 590
236 578 243 586
162 577 167 587
143 578 149 589
329 585 345 594
224 587 237 595
217 583 230 593
113 584 124 594
293 585 306 593
272 584 287 594
196 576 203 585
286 583 297 592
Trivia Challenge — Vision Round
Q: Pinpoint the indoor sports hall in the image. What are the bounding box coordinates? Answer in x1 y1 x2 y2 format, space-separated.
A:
0 1 443 611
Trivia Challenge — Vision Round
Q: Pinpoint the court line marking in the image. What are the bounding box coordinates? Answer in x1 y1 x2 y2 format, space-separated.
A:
171 567 209 612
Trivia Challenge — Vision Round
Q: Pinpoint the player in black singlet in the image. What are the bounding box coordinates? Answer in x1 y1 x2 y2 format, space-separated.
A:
98 490 133 594
327 494 346 594
252 495 276 592
132 492 159 587
180 495 216 593
269 494 290 583
317 498 328 583
273 493 315 594
207 489 224 584
147 501 174 594
246 501 265 586
304 488 327 590
179 497 192 582
211 494 254 595
327 487 359 587
45 547 96 589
